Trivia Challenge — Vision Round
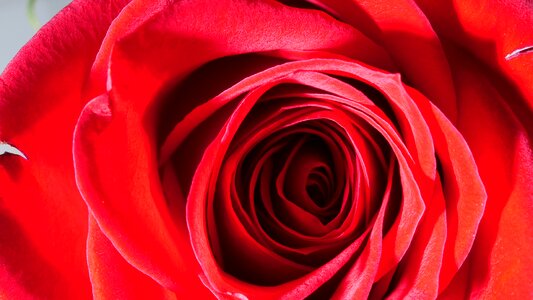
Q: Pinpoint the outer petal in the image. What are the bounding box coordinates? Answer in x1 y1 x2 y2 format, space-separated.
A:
414 0 533 136
289 0 458 120
440 47 533 298
73 95 215 297
87 216 179 300
108 0 394 118
0 0 130 298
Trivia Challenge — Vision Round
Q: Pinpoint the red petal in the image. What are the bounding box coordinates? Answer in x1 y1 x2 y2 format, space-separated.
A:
386 175 447 298
87 216 181 300
73 95 210 296
107 0 393 131
415 0 533 134
301 0 457 120
0 0 130 297
440 48 533 298
331 158 396 299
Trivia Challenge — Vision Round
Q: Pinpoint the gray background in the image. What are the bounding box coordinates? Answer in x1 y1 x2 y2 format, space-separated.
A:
0 0 71 73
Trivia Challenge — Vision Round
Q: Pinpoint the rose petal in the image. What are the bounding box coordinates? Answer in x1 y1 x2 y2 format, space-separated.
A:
328 160 394 299
73 95 210 296
0 0 130 297
414 0 533 134
107 0 394 141
294 0 457 120
437 49 532 298
87 216 180 300
403 84 487 292
385 174 447 298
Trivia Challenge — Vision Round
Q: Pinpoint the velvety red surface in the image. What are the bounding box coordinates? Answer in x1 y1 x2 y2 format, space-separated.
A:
0 0 531 299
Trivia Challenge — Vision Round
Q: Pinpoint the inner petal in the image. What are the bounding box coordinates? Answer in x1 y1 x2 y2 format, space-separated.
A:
306 166 331 207
280 134 340 224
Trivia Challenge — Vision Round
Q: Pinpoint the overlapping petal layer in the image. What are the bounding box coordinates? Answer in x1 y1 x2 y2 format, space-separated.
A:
75 52 486 297
1 0 529 298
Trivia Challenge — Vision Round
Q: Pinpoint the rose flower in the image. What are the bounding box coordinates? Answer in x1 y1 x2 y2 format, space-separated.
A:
0 0 531 299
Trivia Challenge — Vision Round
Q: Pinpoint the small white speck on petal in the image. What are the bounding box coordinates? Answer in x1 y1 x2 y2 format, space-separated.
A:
0 142 27 160
505 45 533 60
224 292 248 300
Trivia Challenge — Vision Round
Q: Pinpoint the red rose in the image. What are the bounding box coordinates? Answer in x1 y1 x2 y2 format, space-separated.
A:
1 0 532 298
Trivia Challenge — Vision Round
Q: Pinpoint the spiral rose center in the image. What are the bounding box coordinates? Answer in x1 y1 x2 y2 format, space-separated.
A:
164 56 405 286
237 126 347 236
